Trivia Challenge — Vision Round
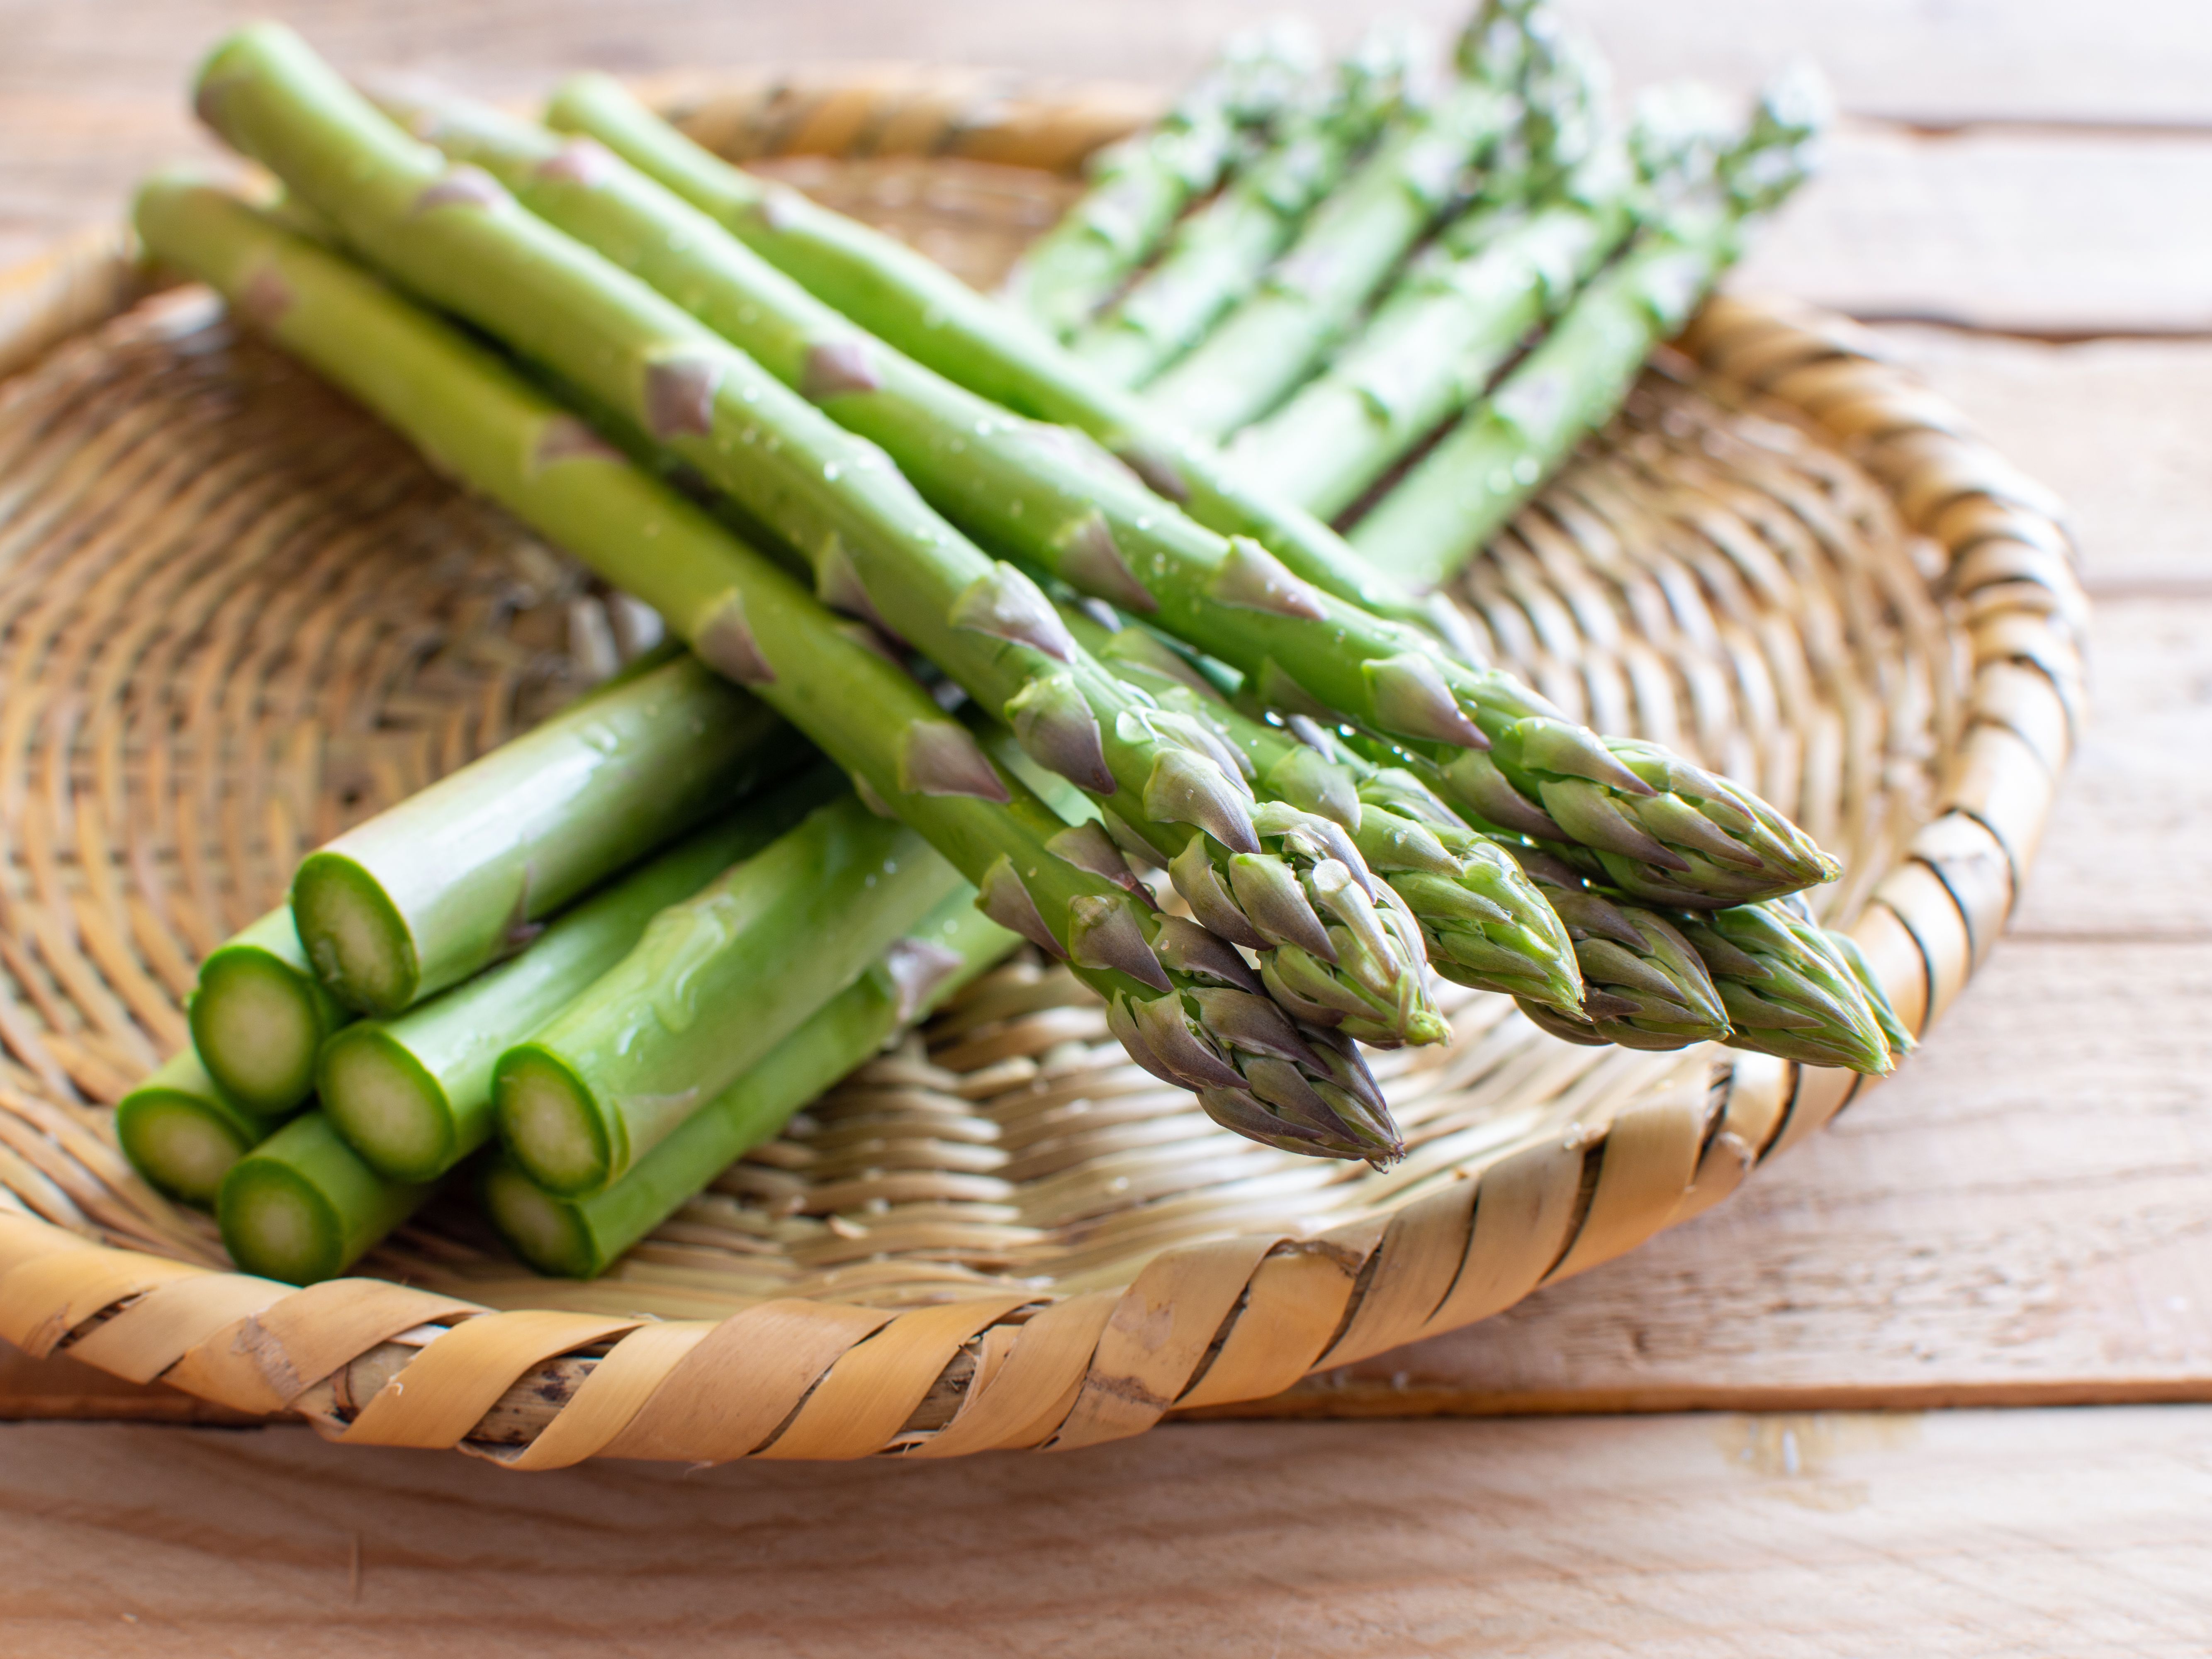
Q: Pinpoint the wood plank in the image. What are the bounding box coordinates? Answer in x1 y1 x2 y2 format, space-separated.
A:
0 1408 2205 1655
6 3 2212 331
1732 126 2212 336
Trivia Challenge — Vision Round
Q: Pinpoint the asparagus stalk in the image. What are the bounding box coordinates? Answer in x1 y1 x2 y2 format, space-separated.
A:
541 76 1828 909
1139 13 1529 442
1829 929 1916 1063
484 890 1011 1277
187 907 352 1116
543 71 1432 625
115 1051 270 1207
1001 24 1316 340
319 70 1439 1051
316 774 840 1183
1675 902 1899 1075
218 1111 433 1284
494 782 963 1197
1069 26 1416 388
1348 69 1829 591
292 649 804 1015
137 177 1401 1163
1227 55 1646 523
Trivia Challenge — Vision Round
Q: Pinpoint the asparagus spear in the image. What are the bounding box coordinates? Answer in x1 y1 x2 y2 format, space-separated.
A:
1348 69 1829 590
218 1111 433 1284
136 178 1402 1163
1828 929 1916 1063
1002 24 1316 340
1504 848 1728 1048
213 46 1438 1054
484 890 1011 1278
1675 902 1898 1074
495 781 966 1197
188 907 352 1116
1071 608 1585 1012
1139 10 1530 441
543 71 1432 625
540 74 1830 910
1227 53 1646 520
115 1051 271 1207
317 775 840 1183
1069 26 1416 388
292 650 804 1015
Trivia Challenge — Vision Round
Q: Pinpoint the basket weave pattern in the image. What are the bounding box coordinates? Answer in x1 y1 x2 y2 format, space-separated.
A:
0 72 2083 1464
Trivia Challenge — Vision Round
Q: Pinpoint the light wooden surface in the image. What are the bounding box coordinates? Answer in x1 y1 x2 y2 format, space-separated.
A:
0 1410 2208 1657
2 2 2209 1652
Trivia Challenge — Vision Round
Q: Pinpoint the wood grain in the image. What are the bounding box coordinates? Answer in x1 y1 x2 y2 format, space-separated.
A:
0 1409 2205 1656
5 3 2212 332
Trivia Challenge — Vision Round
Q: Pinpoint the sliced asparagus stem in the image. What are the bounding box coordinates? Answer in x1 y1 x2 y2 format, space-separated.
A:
133 171 1406 1163
188 907 353 1116
495 784 962 1197
1003 24 1316 339
318 776 837 1183
543 71 1431 625
345 73 1440 1048
1348 70 1829 589
1676 901 1898 1075
292 650 805 1015
1140 22 1526 442
1070 26 1415 388
484 891 1012 1278
217 1111 433 1284
115 1051 270 1207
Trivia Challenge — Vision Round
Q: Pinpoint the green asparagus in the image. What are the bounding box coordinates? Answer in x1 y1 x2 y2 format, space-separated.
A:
484 891 1012 1277
543 71 1432 624
218 1111 433 1284
317 775 840 1183
1675 901 1899 1074
1140 14 1527 440
1505 848 1729 1049
1348 70 1829 590
495 781 964 1197
358 77 1440 1048
137 175 1402 1163
1071 608 1585 1012
531 62 1835 909
1228 63 1643 519
291 650 804 1015
187 907 352 1116
1002 24 1315 339
1070 26 1415 388
115 1051 270 1207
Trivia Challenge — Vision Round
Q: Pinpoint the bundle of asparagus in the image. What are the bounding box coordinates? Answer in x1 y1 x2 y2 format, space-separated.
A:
109 3 1886 1295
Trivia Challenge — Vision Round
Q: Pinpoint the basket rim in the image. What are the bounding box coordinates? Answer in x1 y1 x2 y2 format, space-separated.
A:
0 64 2085 1466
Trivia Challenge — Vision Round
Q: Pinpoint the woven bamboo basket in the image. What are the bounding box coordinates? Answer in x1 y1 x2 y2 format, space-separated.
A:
0 67 2084 1467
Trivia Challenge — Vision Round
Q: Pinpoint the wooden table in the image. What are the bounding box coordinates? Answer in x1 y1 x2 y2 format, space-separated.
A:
4 2 2210 1651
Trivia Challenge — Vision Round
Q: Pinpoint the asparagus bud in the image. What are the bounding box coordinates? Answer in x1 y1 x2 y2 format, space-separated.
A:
1003 22 1319 340
1509 849 1729 1048
1674 900 1900 1075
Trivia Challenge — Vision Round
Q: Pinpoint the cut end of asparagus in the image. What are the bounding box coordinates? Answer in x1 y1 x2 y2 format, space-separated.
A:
189 946 329 1115
481 1159 597 1279
496 1046 614 1197
115 1089 256 1208
220 1158 344 1284
319 1025 456 1183
293 851 420 1015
